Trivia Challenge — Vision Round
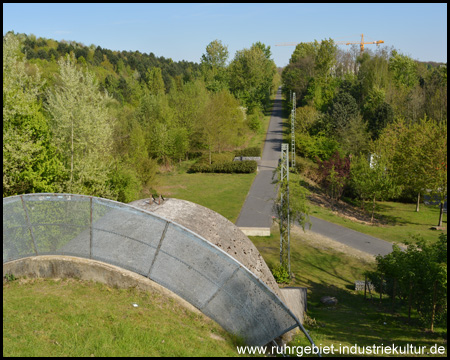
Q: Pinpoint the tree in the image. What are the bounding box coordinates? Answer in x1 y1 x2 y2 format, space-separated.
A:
168 79 209 153
229 44 276 111
127 118 157 188
282 41 318 105
388 50 419 89
378 117 447 217
363 86 394 139
328 91 360 132
386 51 425 123
282 56 315 104
252 41 272 60
350 151 402 222
45 54 114 197
171 127 189 164
316 151 351 206
198 89 245 164
424 65 447 123
356 48 390 104
200 39 229 92
3 32 63 196
370 233 447 332
314 38 337 81
146 67 166 95
336 114 370 156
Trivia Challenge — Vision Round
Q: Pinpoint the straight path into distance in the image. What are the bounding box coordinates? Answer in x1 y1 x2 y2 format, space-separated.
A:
235 87 283 236
236 86 395 257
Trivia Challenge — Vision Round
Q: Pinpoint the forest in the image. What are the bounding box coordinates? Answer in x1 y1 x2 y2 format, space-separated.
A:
3 32 279 202
3 32 447 218
281 39 447 224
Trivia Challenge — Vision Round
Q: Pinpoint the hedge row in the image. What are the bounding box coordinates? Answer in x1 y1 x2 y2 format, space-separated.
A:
234 147 261 157
189 160 257 174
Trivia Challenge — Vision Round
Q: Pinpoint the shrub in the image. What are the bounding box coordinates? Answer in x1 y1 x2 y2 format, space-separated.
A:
295 156 313 174
296 132 341 161
246 107 264 133
109 165 142 203
234 147 261 157
188 160 257 174
271 264 290 284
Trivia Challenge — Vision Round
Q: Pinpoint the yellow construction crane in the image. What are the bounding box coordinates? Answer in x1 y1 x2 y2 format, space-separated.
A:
276 34 384 54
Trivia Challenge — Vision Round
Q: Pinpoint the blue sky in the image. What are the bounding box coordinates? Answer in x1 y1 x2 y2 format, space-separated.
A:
3 3 447 67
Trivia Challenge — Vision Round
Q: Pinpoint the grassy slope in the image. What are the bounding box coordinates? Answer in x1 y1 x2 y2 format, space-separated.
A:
250 226 447 357
154 172 255 223
3 278 245 357
2 94 276 358
308 199 447 245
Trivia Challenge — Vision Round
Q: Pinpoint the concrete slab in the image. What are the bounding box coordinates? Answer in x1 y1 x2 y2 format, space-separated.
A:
279 287 307 324
238 227 271 236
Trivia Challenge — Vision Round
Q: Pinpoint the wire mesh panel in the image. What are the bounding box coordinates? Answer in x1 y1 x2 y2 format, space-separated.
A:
3 196 36 262
3 194 300 346
149 223 240 309
202 266 298 345
90 198 167 276
24 194 91 256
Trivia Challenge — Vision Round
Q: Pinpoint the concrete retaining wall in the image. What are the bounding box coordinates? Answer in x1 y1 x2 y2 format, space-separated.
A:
3 255 202 315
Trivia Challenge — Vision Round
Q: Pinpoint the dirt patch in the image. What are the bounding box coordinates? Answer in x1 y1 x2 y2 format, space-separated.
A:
209 333 226 341
290 225 376 264
302 178 385 226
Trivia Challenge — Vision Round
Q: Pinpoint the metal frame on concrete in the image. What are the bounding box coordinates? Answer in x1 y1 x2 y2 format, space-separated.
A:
3 193 319 351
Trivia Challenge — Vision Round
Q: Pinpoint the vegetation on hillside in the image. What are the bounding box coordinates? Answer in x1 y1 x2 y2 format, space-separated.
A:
3 32 279 202
281 39 447 225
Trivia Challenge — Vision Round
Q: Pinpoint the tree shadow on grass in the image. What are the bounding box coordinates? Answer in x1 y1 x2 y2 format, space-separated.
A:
264 98 275 117
293 281 446 353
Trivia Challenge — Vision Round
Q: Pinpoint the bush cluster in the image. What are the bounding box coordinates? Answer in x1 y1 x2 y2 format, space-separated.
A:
234 147 261 157
189 160 257 174
271 264 290 284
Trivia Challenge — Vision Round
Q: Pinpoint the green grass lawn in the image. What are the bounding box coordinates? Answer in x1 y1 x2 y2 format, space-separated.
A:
308 199 447 245
250 225 447 357
3 278 245 357
150 94 277 224
154 172 256 223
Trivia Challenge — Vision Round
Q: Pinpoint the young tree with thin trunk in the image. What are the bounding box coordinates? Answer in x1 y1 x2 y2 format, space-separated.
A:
350 151 401 222
45 54 114 197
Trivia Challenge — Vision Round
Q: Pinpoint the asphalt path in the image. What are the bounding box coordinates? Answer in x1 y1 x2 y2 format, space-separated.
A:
235 87 283 228
236 86 395 257
305 216 394 257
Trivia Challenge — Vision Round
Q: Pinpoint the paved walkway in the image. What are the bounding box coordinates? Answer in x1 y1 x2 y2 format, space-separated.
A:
235 87 283 234
236 86 395 257
305 216 394 257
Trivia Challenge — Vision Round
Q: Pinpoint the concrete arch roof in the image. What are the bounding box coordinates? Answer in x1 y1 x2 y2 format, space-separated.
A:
129 197 284 301
3 194 299 346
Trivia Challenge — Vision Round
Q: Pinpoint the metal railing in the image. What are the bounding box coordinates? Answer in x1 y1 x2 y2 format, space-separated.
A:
3 193 304 346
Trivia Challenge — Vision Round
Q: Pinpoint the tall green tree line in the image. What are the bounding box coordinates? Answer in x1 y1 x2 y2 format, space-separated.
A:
3 33 279 202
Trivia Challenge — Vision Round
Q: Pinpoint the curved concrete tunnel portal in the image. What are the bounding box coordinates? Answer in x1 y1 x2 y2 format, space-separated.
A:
3 194 303 346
